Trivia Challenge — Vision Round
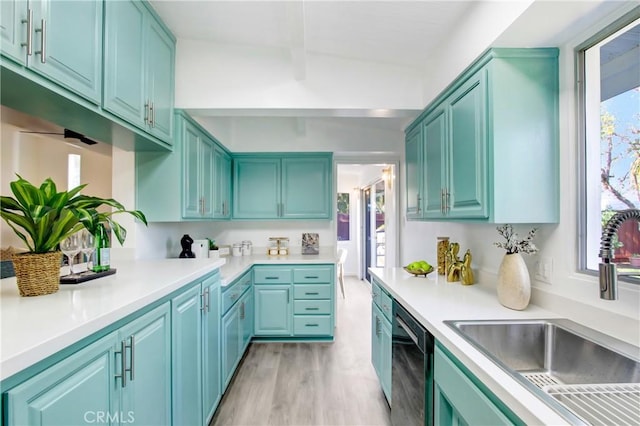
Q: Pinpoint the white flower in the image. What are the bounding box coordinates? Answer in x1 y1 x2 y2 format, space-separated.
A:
494 224 539 255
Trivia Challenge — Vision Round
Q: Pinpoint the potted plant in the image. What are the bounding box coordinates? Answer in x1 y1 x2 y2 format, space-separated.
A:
208 238 219 259
493 224 539 310
0 175 146 296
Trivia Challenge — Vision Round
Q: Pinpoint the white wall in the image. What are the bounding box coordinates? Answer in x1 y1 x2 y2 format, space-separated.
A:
0 121 112 250
135 220 333 260
400 2 640 346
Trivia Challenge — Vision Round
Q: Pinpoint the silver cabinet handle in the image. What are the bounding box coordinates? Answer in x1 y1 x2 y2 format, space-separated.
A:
446 190 450 213
206 287 210 313
150 102 155 127
417 193 421 214
128 335 135 381
144 102 150 124
35 19 45 63
115 340 127 387
375 316 380 336
240 301 245 320
306 323 319 327
305 292 319 296
21 9 33 55
305 307 319 311
305 276 319 279
287 288 290 303
440 188 445 214
200 290 206 312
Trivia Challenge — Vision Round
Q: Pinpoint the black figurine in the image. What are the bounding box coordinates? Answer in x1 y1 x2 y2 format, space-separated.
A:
179 234 195 258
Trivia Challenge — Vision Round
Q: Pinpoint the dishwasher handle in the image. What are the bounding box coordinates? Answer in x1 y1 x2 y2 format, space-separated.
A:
396 315 419 346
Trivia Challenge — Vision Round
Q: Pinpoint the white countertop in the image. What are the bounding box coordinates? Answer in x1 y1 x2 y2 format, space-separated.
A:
218 248 338 286
1 251 337 383
369 267 573 425
0 258 225 382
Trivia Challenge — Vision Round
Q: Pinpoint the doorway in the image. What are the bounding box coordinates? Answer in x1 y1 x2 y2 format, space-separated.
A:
335 162 398 283
363 180 385 282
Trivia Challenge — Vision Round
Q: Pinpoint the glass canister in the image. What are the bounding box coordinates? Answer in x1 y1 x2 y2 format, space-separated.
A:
232 243 242 257
437 237 449 275
242 240 252 256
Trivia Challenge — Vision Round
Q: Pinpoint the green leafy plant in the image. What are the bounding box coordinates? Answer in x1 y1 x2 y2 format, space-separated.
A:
0 175 147 253
494 224 539 255
208 238 218 250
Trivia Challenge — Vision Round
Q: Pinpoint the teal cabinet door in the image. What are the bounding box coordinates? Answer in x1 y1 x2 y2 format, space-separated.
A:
434 345 517 426
103 0 146 126
200 136 214 218
281 156 331 219
423 108 447 219
371 304 382 380
202 275 221 424
146 16 175 142
0 0 27 64
6 331 117 426
214 147 232 219
172 283 203 426
118 303 171 425
379 314 392 402
447 71 488 219
254 285 292 336
28 0 102 103
182 120 202 218
221 305 240 389
233 158 280 219
405 125 423 219
104 0 174 143
240 290 254 352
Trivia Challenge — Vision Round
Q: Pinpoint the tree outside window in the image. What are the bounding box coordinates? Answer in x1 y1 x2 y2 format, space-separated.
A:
337 193 350 241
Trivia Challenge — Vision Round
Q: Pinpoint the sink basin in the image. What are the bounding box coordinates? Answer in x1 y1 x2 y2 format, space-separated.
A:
445 319 640 425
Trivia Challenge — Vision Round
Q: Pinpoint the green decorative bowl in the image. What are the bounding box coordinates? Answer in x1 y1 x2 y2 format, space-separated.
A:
403 265 434 277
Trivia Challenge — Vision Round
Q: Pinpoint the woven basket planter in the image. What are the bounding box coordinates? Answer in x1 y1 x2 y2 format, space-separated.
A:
12 251 62 297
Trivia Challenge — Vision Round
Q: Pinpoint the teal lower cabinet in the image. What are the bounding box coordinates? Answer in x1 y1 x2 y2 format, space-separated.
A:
371 279 392 402
254 265 335 339
6 303 171 425
434 344 522 426
221 271 253 391
172 272 221 426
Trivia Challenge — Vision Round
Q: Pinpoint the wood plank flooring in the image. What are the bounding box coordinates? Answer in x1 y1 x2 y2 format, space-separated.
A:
211 276 392 426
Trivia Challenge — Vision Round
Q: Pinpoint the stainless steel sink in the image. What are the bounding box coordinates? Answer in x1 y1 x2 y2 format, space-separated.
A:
445 319 640 425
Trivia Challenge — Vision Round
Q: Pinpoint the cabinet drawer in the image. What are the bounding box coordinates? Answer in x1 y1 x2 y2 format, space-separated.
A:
293 267 332 283
294 300 332 315
378 291 393 322
294 284 331 299
293 316 332 336
371 280 383 307
222 286 244 315
254 268 292 284
237 271 252 294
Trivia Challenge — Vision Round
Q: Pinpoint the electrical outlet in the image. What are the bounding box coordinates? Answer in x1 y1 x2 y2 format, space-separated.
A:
534 257 553 284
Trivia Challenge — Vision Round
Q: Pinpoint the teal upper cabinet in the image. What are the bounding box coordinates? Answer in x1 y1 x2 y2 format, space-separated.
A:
1 0 103 104
182 118 214 219
104 0 175 144
405 124 423 219
233 153 332 220
0 0 26 64
282 157 331 218
405 48 559 223
234 157 280 219
137 111 232 221
214 147 232 219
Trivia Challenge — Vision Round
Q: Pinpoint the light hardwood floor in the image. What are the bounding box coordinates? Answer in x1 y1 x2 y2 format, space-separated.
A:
211 276 392 426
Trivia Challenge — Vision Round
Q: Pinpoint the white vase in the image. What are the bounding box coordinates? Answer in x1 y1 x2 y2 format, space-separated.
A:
209 250 219 259
496 253 531 310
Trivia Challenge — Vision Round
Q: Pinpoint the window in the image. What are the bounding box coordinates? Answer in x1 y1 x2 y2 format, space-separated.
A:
68 153 81 190
337 192 350 241
580 13 640 276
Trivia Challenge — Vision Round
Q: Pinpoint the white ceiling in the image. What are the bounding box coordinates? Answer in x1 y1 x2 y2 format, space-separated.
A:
150 1 475 67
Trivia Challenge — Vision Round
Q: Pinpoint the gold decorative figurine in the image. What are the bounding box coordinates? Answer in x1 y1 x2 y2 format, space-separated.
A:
461 249 475 285
446 242 462 282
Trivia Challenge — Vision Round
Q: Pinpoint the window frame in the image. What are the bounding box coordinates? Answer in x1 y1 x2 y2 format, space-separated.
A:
577 7 640 282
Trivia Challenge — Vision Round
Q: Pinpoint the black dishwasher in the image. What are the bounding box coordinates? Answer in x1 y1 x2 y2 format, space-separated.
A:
391 300 434 426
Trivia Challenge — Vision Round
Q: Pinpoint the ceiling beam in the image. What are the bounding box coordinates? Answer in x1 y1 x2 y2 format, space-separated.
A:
286 1 306 80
